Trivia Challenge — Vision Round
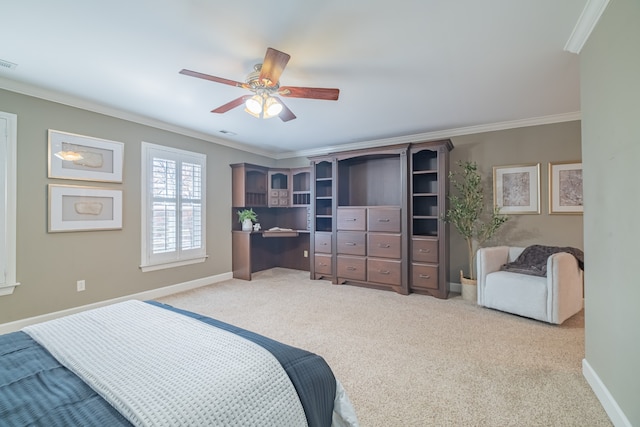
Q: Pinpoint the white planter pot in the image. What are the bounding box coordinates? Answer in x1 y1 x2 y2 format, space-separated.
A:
242 218 253 231
460 270 478 302
461 283 477 302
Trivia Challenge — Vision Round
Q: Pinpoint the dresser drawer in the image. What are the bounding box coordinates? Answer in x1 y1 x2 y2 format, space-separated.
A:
270 189 289 197
368 259 401 286
314 232 332 253
337 208 366 231
368 207 401 232
337 256 366 281
368 233 401 259
337 231 366 255
412 264 438 290
412 238 438 263
314 254 332 275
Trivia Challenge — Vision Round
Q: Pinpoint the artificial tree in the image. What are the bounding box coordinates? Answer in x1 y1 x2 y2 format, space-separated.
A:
444 161 508 281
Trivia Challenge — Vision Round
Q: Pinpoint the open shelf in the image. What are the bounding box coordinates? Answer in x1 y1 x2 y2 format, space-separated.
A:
337 154 401 207
291 168 311 207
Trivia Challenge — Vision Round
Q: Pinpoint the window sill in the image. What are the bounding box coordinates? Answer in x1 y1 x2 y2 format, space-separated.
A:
0 282 20 297
140 256 208 273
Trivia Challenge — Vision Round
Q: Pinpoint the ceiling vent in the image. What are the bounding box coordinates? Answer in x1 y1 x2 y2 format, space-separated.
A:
0 59 18 70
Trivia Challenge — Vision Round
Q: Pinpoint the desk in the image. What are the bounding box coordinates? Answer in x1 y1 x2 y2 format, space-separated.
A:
232 230 310 280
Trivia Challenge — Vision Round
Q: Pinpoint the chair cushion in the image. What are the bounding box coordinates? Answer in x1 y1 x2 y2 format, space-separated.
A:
484 271 548 322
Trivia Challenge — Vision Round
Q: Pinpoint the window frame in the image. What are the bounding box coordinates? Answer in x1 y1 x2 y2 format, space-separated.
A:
140 142 207 272
0 111 19 296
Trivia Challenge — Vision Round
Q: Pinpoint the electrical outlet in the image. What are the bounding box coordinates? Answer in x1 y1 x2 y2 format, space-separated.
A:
303 250 308 258
77 280 86 292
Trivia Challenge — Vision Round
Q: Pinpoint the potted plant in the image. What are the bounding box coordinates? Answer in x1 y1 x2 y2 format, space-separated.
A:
444 161 508 301
237 208 258 231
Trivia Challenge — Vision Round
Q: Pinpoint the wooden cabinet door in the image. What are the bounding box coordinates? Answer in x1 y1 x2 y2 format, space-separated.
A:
315 254 332 275
314 232 332 253
337 208 366 231
337 231 366 255
368 259 401 286
411 264 438 290
368 233 401 259
368 207 401 232
337 256 366 281
412 238 438 263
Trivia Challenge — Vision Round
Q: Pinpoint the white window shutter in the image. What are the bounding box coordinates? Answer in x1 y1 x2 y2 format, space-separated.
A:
141 142 206 271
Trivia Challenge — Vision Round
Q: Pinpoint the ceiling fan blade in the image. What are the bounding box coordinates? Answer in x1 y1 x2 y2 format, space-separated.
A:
211 96 251 113
278 86 340 101
259 47 290 87
274 97 296 122
180 69 249 89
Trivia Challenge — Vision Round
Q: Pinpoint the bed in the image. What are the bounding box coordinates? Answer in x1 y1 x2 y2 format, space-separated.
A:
0 300 358 426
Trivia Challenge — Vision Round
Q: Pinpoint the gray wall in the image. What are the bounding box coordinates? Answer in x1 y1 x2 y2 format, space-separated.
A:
275 157 311 168
449 121 583 281
0 89 586 326
0 89 274 324
581 0 640 424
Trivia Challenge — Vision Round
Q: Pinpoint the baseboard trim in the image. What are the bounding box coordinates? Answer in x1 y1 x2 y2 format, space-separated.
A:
449 281 461 293
0 271 233 335
582 358 631 427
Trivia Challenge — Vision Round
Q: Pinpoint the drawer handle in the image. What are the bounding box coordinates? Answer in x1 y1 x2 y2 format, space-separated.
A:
321 242 328 246
319 263 327 267
419 248 431 253
378 243 391 248
378 270 390 275
347 266 357 271
378 218 390 222
345 242 357 246
345 218 357 222
419 274 431 279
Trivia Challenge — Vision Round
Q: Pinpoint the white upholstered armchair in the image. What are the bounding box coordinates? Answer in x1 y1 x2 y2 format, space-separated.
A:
476 246 584 324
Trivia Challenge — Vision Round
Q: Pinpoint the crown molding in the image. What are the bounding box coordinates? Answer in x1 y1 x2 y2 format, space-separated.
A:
277 112 582 160
1 76 581 161
0 77 274 159
564 0 610 54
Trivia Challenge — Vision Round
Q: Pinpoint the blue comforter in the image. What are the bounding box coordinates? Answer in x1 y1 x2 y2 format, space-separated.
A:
0 301 335 427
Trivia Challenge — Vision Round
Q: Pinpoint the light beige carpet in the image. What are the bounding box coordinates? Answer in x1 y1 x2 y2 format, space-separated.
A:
157 268 612 427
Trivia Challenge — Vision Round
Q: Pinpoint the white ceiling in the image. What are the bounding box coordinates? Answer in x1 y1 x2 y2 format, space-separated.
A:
1 1 587 158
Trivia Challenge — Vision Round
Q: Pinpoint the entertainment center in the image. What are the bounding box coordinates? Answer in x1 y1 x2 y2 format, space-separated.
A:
231 138 453 298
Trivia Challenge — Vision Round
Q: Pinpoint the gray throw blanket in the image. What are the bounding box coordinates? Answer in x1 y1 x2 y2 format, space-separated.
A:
500 245 585 277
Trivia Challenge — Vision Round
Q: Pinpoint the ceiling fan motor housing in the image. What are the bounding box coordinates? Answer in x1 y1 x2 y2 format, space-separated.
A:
246 64 279 93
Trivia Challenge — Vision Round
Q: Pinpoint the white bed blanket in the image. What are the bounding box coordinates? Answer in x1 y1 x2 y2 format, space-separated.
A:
24 300 308 427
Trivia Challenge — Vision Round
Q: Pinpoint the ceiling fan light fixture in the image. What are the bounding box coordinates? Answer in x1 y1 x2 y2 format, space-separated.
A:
245 95 263 115
264 96 283 118
244 93 282 119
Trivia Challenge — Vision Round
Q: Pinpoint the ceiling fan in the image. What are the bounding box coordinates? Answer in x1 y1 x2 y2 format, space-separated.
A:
179 47 340 122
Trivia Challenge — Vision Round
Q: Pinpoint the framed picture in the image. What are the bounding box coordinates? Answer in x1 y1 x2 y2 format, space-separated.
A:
48 184 123 232
493 163 541 214
48 129 124 182
549 161 583 214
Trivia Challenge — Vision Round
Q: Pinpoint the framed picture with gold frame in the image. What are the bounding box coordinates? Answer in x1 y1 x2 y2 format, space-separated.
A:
493 163 541 214
549 161 583 214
